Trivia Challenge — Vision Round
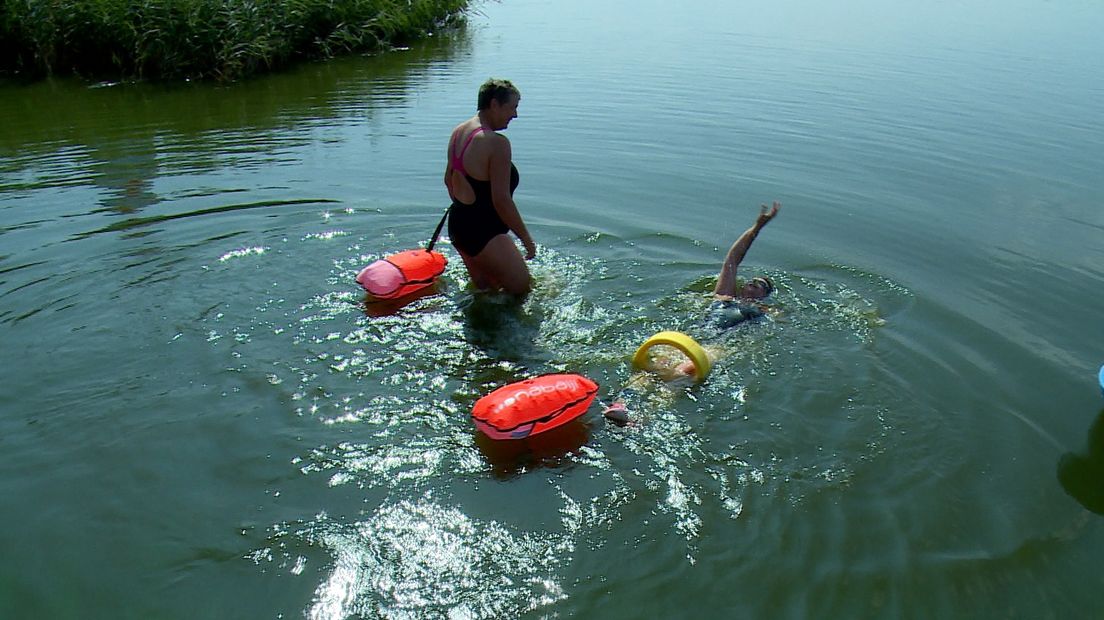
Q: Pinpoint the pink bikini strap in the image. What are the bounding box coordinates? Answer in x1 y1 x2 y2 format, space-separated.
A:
450 127 485 176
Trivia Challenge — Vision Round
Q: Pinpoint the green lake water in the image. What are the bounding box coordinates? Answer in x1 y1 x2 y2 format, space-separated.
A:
2 0 1104 617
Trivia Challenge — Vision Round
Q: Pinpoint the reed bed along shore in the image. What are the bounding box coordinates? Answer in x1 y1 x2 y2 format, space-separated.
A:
0 0 470 82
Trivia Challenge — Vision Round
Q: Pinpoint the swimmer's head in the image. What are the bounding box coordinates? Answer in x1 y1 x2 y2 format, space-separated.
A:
741 276 774 299
477 78 521 111
477 78 521 130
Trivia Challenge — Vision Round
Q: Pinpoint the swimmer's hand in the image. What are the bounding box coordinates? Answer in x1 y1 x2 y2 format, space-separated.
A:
757 201 781 228
603 402 631 425
676 360 697 377
521 236 536 260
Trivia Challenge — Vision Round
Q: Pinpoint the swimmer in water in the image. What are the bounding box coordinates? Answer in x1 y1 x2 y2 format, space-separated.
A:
604 201 781 423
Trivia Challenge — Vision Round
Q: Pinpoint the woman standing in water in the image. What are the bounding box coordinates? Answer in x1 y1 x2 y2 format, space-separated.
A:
444 78 535 296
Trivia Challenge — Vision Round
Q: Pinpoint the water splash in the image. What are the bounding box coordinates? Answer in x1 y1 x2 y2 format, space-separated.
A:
303 497 573 620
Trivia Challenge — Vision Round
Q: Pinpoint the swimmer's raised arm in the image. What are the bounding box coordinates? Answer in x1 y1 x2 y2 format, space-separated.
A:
714 201 781 299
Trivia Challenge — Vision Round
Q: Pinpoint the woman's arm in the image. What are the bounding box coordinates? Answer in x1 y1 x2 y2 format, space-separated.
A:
489 136 536 259
713 202 780 298
444 130 458 197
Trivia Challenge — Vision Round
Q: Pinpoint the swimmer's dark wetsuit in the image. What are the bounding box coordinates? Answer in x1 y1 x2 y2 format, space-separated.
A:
704 299 764 330
446 125 521 257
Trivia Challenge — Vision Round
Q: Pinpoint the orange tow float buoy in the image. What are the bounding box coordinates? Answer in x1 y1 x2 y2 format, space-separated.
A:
472 374 600 440
356 249 447 299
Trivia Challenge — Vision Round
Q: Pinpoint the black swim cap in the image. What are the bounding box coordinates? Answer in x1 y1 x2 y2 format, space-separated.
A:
752 276 774 295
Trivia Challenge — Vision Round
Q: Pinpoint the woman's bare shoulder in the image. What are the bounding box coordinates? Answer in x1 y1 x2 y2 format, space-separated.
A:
488 131 512 154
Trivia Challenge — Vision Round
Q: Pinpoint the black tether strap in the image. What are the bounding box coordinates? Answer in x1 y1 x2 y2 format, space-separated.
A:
425 206 451 252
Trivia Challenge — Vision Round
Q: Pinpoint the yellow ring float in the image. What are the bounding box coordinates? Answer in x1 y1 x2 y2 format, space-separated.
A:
632 330 711 383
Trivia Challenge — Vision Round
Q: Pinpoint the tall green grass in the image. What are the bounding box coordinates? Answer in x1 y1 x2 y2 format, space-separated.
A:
0 0 469 81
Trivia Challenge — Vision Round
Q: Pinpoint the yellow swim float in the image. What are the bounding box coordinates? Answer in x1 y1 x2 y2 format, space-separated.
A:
631 330 711 382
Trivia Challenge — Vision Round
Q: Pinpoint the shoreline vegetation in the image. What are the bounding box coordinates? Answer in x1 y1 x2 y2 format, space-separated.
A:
0 0 470 82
